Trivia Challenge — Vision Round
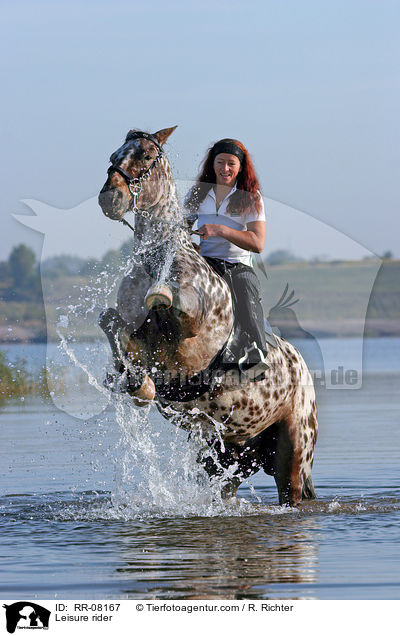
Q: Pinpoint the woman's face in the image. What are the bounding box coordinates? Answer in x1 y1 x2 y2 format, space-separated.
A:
213 153 241 188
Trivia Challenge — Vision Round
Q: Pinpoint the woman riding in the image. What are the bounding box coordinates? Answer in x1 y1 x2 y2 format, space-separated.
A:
184 138 268 381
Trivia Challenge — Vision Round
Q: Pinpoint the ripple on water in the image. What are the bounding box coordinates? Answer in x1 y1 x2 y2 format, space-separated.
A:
0 490 398 523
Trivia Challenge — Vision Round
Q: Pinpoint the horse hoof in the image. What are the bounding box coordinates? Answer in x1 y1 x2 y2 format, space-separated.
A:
144 284 173 310
128 373 156 404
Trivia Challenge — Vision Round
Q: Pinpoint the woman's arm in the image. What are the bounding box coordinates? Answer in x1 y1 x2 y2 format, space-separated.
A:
198 220 266 254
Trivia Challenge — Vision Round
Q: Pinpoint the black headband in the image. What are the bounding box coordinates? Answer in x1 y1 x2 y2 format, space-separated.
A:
211 141 244 163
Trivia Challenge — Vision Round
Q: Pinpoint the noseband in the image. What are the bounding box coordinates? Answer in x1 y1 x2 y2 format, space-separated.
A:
107 132 164 213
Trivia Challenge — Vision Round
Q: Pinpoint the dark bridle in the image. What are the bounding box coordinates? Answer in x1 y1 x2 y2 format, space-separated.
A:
106 131 201 237
107 132 164 214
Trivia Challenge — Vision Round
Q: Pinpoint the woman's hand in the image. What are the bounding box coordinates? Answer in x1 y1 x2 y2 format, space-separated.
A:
198 221 266 253
198 224 224 240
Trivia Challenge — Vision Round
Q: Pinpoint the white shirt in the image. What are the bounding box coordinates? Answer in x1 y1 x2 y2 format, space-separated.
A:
190 184 266 267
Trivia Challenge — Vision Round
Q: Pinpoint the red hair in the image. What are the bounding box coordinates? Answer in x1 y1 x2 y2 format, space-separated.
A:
185 138 263 217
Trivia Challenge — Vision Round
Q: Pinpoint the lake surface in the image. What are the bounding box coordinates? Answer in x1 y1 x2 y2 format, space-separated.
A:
0 338 399 600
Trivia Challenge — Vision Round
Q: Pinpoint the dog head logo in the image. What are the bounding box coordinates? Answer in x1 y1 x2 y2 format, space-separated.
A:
3 602 51 633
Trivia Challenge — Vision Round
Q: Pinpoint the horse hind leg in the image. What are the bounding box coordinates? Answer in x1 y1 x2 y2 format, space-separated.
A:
268 411 317 506
300 405 318 501
261 417 303 506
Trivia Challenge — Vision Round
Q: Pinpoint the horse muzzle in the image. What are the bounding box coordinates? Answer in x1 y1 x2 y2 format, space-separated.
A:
98 188 127 220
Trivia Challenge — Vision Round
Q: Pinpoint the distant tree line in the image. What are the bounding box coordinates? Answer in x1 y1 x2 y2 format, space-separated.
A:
40 238 134 277
0 242 395 303
0 244 42 301
265 249 394 266
265 250 301 266
264 249 326 265
0 239 136 301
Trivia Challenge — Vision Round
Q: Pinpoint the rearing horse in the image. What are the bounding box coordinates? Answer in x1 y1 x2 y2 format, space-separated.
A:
98 126 318 505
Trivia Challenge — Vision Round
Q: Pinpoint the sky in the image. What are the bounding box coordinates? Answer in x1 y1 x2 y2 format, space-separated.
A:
1 0 399 262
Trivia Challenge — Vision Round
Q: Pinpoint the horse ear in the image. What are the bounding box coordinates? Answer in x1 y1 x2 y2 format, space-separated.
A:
153 126 178 146
125 129 138 142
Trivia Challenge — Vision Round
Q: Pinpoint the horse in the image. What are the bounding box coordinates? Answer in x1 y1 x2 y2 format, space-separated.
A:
98 126 318 506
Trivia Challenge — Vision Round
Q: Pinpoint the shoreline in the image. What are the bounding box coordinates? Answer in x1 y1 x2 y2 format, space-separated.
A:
1 319 399 344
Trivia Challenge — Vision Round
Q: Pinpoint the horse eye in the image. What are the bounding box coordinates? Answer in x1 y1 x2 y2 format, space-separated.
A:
144 155 153 161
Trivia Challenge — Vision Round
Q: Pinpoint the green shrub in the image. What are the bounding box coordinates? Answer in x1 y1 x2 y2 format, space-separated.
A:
0 350 64 402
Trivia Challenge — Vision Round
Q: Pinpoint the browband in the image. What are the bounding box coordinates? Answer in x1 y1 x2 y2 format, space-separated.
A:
126 131 164 152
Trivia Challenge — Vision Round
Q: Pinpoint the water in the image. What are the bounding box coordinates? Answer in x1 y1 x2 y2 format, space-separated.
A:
0 339 399 600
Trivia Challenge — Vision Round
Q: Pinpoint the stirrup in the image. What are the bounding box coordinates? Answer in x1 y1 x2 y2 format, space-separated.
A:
238 342 269 381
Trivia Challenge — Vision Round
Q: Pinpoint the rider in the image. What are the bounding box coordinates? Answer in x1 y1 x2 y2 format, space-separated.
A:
184 138 268 380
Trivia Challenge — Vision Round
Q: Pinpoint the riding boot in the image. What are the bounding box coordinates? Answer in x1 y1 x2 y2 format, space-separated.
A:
204 258 269 381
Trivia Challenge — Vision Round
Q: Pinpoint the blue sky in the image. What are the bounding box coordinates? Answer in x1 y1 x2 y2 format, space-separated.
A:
1 0 399 260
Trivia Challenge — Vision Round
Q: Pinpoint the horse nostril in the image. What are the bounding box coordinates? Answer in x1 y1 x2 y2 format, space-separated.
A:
98 189 122 216
98 190 111 210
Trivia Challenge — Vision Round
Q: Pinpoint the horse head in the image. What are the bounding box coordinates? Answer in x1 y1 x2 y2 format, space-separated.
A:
99 125 188 319
98 126 177 221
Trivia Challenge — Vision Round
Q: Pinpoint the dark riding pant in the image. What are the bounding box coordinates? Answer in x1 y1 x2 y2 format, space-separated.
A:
204 257 267 355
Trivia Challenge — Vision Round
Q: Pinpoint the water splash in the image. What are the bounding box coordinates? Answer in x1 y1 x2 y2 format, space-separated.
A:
46 237 252 517
106 394 243 518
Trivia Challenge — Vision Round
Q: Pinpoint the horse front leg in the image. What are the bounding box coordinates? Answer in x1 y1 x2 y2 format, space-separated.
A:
197 437 262 500
98 308 155 404
98 308 126 373
197 445 242 499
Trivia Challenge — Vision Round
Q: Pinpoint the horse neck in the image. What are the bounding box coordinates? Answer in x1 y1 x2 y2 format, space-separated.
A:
134 158 184 247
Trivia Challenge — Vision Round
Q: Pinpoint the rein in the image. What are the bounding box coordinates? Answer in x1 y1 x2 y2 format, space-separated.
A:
120 216 201 237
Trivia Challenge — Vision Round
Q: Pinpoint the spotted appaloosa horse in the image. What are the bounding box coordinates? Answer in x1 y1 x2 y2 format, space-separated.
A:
98 126 318 505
